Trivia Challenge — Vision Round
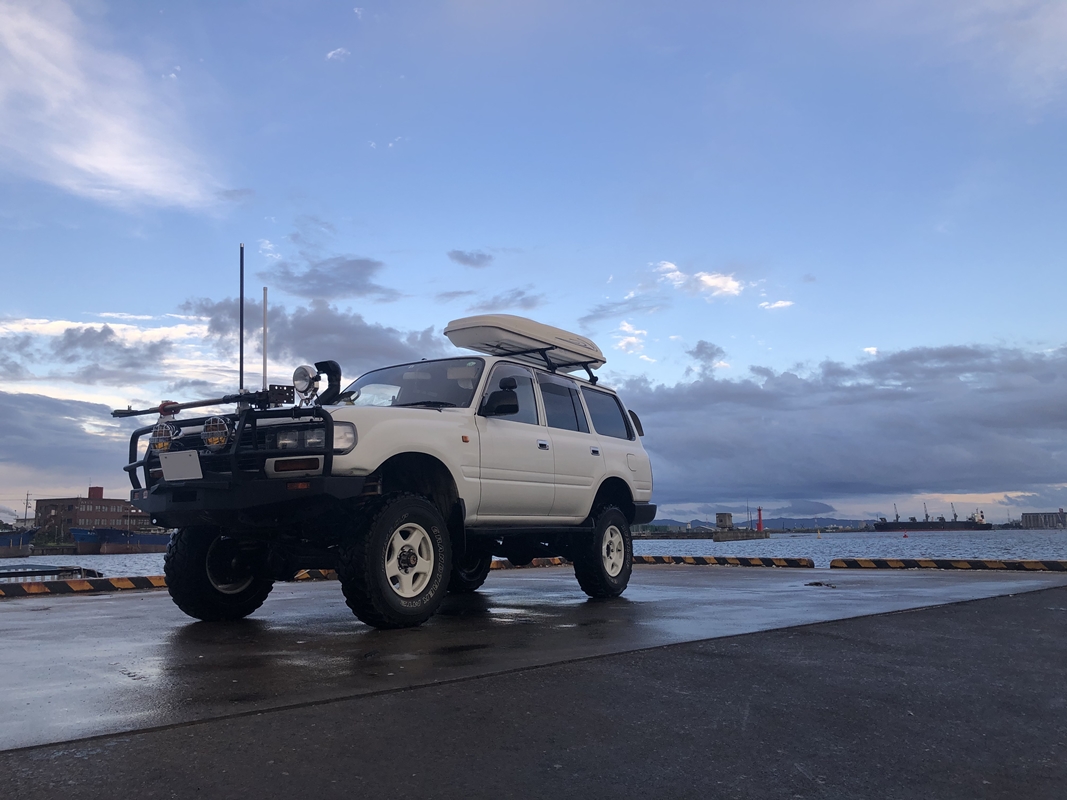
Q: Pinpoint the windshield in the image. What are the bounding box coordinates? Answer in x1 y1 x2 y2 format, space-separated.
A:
342 358 485 408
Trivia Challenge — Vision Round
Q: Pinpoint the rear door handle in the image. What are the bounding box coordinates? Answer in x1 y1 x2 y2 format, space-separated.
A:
537 439 550 450
590 447 600 456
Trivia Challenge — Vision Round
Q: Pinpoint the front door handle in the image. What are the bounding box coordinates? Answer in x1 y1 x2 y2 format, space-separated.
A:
590 446 600 456
537 439 550 450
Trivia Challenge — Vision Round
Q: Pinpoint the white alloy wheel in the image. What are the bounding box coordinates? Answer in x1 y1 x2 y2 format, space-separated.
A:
385 522 435 598
601 525 625 577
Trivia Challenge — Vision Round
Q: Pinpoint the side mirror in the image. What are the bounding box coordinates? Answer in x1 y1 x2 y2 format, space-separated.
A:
628 409 644 437
482 390 519 417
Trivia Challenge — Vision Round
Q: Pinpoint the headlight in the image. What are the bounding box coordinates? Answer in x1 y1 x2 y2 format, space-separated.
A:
293 365 318 394
201 417 232 452
149 422 180 452
333 422 356 453
277 430 301 449
305 428 326 449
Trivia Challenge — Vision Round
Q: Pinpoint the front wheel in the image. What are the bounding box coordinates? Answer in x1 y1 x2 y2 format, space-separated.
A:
338 494 452 629
164 527 274 621
573 506 633 599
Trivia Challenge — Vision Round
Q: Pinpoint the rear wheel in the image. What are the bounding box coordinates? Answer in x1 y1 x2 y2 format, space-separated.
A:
573 506 633 599
164 527 274 621
448 550 493 593
338 494 452 629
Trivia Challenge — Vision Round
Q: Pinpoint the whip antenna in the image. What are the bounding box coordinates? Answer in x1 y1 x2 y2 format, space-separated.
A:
239 243 245 391
262 286 268 391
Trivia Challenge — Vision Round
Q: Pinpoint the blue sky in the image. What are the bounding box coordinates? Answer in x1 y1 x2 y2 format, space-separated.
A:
2 0 1066 522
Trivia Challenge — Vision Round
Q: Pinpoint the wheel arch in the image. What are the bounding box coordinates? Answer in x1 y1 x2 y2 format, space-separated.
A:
588 476 636 523
372 452 461 522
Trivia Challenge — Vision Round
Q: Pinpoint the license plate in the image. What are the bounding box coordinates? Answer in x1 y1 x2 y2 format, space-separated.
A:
159 451 204 481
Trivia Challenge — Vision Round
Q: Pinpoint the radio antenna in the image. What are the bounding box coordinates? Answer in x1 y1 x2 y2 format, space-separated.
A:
239 242 245 391
262 286 268 391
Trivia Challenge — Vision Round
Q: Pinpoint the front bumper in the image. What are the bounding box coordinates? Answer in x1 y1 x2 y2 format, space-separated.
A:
132 475 367 528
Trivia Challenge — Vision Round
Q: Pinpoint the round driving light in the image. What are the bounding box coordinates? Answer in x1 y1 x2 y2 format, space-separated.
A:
293 365 317 394
149 421 180 452
201 416 232 452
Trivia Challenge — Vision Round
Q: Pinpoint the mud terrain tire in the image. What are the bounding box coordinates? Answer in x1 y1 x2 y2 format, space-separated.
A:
448 550 493 593
164 527 274 621
573 506 633 599
338 493 452 629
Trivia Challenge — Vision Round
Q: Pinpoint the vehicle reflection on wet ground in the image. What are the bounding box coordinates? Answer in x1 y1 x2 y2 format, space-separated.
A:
2 566 1065 751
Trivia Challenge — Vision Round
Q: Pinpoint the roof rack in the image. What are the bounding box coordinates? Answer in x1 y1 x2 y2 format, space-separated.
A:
490 346 600 384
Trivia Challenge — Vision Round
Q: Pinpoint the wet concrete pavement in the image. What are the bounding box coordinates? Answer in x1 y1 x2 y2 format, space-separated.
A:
2 565 1066 753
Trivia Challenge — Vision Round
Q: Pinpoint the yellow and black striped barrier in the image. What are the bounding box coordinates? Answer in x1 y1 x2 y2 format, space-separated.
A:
634 555 815 568
293 569 338 581
491 557 569 569
830 558 1067 571
0 575 167 598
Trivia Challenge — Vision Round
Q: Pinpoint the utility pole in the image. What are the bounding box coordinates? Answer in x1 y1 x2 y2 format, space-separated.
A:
23 492 30 528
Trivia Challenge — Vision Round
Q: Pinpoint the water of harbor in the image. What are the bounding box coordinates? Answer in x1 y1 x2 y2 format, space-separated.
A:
635 528 1067 568
10 528 1064 576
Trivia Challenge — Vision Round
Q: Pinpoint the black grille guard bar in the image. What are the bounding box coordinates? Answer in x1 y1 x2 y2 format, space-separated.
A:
123 406 335 491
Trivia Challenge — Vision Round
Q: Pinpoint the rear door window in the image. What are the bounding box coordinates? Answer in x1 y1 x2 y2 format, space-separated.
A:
580 387 633 440
537 374 589 432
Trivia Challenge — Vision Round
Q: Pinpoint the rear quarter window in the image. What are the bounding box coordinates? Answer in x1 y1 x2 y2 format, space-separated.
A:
581 387 633 440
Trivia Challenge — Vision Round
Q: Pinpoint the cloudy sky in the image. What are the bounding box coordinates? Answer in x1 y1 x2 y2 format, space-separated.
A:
2 0 1066 523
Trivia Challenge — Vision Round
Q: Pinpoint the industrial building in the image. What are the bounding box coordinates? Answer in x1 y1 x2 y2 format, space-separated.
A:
34 486 151 543
1020 509 1067 529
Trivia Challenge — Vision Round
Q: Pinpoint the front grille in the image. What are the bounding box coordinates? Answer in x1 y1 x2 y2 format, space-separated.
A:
138 412 332 487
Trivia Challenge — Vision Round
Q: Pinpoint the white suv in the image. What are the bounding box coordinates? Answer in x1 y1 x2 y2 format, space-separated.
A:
118 315 655 629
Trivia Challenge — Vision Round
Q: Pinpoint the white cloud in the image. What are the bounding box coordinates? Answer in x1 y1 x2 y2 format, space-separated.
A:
97 312 155 321
655 261 744 299
613 320 648 354
353 7 364 19
864 346 879 356
956 1 1067 106
638 355 656 363
759 300 794 310
0 0 219 208
841 0 1067 108
326 47 351 61
258 239 282 261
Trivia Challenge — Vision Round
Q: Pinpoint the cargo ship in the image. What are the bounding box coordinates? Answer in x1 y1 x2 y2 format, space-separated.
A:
0 528 36 558
70 527 172 554
873 503 993 532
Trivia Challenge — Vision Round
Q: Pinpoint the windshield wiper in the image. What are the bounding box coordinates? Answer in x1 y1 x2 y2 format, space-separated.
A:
393 401 458 409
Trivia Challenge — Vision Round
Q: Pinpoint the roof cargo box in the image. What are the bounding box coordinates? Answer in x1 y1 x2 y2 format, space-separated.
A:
444 314 606 373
